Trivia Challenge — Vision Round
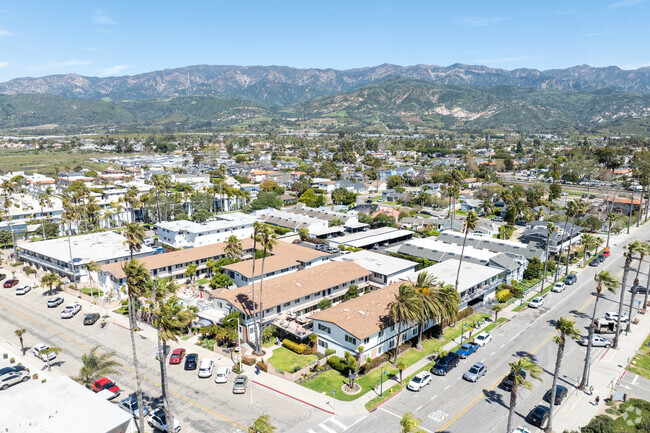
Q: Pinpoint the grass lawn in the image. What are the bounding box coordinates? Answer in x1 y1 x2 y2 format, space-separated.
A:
80 288 104 297
627 333 650 380
581 398 650 431
481 317 507 334
267 347 317 373
195 278 209 285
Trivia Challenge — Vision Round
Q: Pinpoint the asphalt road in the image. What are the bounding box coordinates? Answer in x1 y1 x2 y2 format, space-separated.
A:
345 223 650 433
0 283 331 433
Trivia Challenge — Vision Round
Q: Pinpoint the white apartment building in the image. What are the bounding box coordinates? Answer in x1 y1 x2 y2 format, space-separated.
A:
155 212 257 248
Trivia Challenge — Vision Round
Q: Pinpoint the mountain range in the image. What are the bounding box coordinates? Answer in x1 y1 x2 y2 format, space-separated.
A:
1 63 650 134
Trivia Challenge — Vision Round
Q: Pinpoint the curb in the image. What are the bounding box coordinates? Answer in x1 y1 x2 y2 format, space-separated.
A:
252 379 335 415
368 387 404 412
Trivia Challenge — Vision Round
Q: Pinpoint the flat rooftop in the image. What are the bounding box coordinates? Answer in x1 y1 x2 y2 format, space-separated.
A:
387 238 498 262
333 250 416 276
330 227 413 248
406 259 504 293
156 213 256 233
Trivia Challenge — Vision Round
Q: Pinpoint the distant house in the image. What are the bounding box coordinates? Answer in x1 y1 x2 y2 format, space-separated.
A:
461 199 481 213
367 180 387 193
520 221 583 255
602 197 641 214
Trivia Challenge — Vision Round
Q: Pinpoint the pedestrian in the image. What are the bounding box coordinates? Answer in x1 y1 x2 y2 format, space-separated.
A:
255 365 260 375
595 396 600 405
589 385 594 396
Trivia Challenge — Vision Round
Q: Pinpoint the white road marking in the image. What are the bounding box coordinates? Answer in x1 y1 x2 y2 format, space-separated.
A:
379 407 402 419
416 404 423 411
329 417 347 429
344 416 366 431
632 374 639 385
319 423 337 433
307 430 317 433
500 344 505 349
430 394 437 401
490 351 496 356
444 384 451 390
428 409 449 422
480 358 486 363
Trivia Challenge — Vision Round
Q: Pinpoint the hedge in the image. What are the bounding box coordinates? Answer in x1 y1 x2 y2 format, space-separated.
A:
255 360 268 372
496 289 513 302
242 355 257 366
327 355 351 374
283 339 308 355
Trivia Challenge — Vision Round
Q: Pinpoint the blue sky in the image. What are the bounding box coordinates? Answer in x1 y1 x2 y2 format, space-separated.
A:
0 0 648 82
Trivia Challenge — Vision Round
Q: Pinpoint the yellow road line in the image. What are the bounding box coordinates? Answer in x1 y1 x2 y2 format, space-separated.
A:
0 301 246 430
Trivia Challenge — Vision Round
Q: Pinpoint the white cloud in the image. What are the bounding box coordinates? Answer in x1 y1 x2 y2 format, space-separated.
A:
93 10 117 25
50 59 92 68
0 61 8 68
100 64 130 76
0 29 10 36
475 56 528 64
609 0 643 9
453 17 505 27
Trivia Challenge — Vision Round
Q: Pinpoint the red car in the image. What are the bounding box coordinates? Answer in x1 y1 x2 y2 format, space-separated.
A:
169 348 186 365
3 279 19 288
602 249 610 257
91 377 121 399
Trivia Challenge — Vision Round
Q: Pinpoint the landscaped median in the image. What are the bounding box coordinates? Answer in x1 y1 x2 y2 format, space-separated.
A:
300 313 490 402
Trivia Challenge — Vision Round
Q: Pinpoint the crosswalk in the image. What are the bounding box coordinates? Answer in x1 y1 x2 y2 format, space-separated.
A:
308 416 360 433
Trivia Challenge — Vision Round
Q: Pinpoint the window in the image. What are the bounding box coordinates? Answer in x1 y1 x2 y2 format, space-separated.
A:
318 324 331 334
294 299 299 304
389 340 395 348
318 340 328 348
345 335 357 345
378 330 384 337
363 337 369 344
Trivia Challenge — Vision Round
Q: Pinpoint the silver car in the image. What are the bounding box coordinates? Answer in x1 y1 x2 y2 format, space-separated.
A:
463 362 487 382
0 370 30 390
118 396 149 418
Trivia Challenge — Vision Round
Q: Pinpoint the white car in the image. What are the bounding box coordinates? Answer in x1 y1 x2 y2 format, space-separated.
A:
214 366 230 383
60 303 82 319
406 371 432 392
147 408 181 432
15 285 31 295
474 332 492 347
198 359 214 378
551 282 565 293
33 343 56 362
605 312 629 322
528 297 544 308
588 335 612 347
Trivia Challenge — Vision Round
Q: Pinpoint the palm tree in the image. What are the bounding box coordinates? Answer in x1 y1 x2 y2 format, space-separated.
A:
627 242 649 333
124 186 139 223
387 285 421 364
455 211 479 290
249 222 263 353
122 259 150 432
546 318 581 432
224 235 243 260
14 329 26 355
580 271 619 389
41 346 62 371
41 272 61 296
564 200 584 277
255 225 277 355
84 261 100 299
591 236 603 262
613 241 640 349
510 198 529 223
123 223 145 260
1 179 18 260
479 198 494 217
581 233 596 267
147 174 165 223
492 303 504 322
541 222 556 285
61 198 79 290
605 213 616 249
73 346 121 388
38 189 53 239
153 295 196 433
248 415 277 433
400 412 425 433
506 357 543 433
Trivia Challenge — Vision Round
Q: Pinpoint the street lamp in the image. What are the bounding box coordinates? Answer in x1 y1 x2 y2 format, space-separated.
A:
460 323 466 344
379 366 387 397
226 316 242 372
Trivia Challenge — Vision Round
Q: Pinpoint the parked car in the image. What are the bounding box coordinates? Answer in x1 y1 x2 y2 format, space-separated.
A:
602 248 610 257
551 282 565 293
598 254 606 262
463 362 487 382
0 365 28 377
147 408 181 432
32 343 56 362
526 405 550 428
587 335 612 347
47 296 64 308
431 352 460 376
15 285 31 295
232 375 248 393
92 377 121 399
406 371 432 391
213 365 229 382
3 279 19 288
169 348 186 365
631 285 649 294
502 370 526 391
528 297 544 308
0 370 30 390
474 332 492 347
0 273 6 281
60 303 82 318
543 385 568 405
198 359 214 377
564 274 577 285
83 313 100 325
456 342 479 359
589 258 600 267
492 216 504 222
605 311 629 322
118 396 149 418
182 353 198 370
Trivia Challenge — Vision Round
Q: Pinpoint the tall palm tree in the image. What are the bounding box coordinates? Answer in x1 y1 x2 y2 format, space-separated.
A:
124 186 139 223
387 285 421 365
122 259 150 432
14 329 26 355
224 235 243 260
506 357 543 433
613 241 640 349
123 223 145 260
41 272 61 296
591 236 603 262
83 261 100 299
38 190 53 240
541 222 556 286
546 318 581 432
249 222 264 351
147 174 165 223
153 295 196 433
255 225 277 355
580 271 619 389
41 346 63 371
479 198 494 217
564 200 584 277
581 233 596 267
605 213 617 249
73 346 121 388
1 179 18 260
248 415 277 433
626 242 649 333
61 198 79 290
455 211 479 290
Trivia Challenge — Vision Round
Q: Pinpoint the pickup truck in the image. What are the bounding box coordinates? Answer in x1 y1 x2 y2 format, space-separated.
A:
456 342 479 359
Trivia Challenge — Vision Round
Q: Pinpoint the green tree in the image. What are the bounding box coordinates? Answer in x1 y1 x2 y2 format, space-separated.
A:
506 357 543 433
400 412 425 433
41 272 61 296
14 329 26 355
185 263 198 283
318 298 332 310
298 189 323 208
123 223 145 260
73 346 121 388
248 415 276 433
580 271 619 389
343 285 360 301
209 273 232 289
249 192 283 211
455 211 479 290
523 257 542 280
549 183 561 200
492 303 504 322
388 285 421 364
626 242 649 333
255 224 277 355
605 212 617 248
224 235 243 260
191 208 213 222
541 222 556 285
84 260 100 298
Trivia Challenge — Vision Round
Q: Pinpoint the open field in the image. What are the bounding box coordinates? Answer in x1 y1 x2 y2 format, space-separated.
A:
0 149 132 174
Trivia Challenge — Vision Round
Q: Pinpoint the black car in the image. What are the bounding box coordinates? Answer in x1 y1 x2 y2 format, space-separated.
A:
565 274 577 285
501 370 526 391
631 285 648 294
589 258 600 267
598 254 606 262
184 353 199 370
431 352 460 376
527 405 550 427
543 385 568 405
0 365 28 376
83 313 100 325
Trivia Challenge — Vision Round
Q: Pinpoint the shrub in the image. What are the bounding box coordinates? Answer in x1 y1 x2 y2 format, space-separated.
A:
324 348 335 356
32 373 38 379
283 339 308 355
24 266 37 275
9 358 14 364
327 355 350 374
496 289 513 303
255 361 268 372
241 356 257 366
41 379 47 383
457 307 475 321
